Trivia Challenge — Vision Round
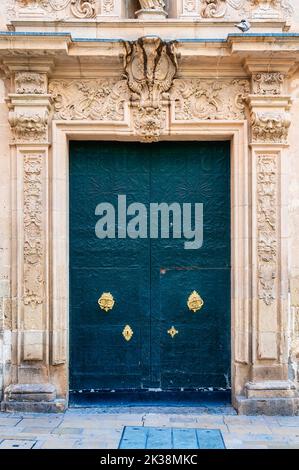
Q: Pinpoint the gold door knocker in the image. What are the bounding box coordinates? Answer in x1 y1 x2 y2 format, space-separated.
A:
168 326 179 338
98 292 115 312
122 325 134 342
187 290 204 313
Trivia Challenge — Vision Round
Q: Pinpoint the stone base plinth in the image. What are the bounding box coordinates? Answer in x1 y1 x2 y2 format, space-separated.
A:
236 396 299 416
1 383 66 413
246 380 297 399
236 380 299 415
135 9 167 20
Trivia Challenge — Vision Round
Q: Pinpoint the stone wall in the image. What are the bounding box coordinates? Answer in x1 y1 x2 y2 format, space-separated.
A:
0 0 298 414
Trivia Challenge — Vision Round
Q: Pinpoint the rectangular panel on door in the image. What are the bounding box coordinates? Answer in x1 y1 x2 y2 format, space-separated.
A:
69 142 151 390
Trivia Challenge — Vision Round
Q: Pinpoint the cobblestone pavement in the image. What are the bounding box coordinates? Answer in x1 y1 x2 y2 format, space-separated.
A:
0 407 299 449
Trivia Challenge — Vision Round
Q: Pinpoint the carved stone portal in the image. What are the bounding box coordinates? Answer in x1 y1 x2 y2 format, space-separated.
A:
123 36 178 142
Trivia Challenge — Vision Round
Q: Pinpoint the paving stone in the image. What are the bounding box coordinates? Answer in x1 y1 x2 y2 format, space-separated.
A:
169 416 197 423
0 418 22 426
81 429 123 440
74 440 116 449
226 424 271 434
0 439 36 449
196 416 225 424
271 427 299 436
276 417 299 427
224 416 266 425
17 417 63 428
52 427 84 435
39 439 79 449
22 427 58 434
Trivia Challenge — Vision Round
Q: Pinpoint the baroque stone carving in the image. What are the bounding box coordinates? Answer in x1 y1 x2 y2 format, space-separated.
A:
49 79 129 120
251 111 290 143
138 0 165 10
134 107 166 142
180 0 293 19
102 0 114 14
12 0 96 19
123 36 178 142
23 154 44 307
201 0 227 18
15 72 47 94
252 72 285 95
257 154 277 305
171 78 250 120
249 0 293 18
9 111 49 142
183 0 198 13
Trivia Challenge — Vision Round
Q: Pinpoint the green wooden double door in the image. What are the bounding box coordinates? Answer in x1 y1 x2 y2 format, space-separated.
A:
70 141 231 391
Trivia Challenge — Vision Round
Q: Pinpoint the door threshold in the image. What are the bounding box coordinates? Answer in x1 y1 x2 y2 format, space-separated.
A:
69 390 231 408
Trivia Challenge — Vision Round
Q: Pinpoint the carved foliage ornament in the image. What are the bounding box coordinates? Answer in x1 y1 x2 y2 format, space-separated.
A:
123 36 178 142
181 0 293 18
251 111 290 143
49 79 129 121
23 154 44 307
171 78 250 120
257 155 278 305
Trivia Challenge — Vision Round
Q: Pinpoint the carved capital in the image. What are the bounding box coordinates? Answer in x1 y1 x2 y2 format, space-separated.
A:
9 110 49 143
252 72 285 95
251 111 290 143
15 72 47 95
123 36 178 142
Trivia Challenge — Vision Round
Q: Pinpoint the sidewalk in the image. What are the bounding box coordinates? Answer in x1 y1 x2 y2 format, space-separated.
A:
0 406 299 449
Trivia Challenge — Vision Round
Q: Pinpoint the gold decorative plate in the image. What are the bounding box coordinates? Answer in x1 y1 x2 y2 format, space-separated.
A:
122 325 133 342
187 290 204 313
98 292 115 312
168 326 179 338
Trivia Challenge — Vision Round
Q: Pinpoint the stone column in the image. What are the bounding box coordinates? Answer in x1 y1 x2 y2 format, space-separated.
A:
2 58 65 412
237 60 299 414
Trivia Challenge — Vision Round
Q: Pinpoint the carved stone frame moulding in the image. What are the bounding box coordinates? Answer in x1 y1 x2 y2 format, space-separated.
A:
50 118 250 408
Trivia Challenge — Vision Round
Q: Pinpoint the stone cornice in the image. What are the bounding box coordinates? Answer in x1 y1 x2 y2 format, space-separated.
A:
0 33 299 77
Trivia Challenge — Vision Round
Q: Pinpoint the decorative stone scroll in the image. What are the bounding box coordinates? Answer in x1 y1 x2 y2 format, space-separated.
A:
171 78 250 120
10 0 96 20
200 0 227 18
23 154 44 307
257 155 278 306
